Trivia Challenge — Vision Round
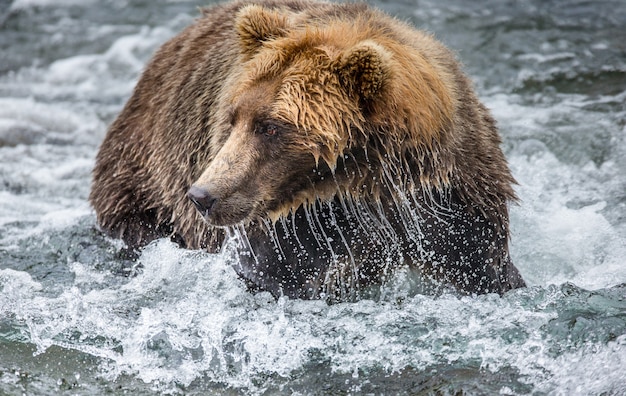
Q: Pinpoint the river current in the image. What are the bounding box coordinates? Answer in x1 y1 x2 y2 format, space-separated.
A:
0 0 625 394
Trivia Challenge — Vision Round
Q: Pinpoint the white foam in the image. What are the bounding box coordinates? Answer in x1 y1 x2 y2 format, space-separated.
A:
0 97 97 136
518 334 626 395
509 149 626 288
0 234 623 394
0 268 43 296
483 91 626 290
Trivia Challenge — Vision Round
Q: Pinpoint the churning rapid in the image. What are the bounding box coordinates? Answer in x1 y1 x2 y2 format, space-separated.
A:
1 0 625 394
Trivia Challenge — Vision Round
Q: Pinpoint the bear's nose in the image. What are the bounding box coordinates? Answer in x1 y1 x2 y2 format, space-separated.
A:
187 185 217 216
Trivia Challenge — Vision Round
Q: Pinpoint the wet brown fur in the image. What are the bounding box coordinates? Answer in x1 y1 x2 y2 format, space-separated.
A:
90 0 523 297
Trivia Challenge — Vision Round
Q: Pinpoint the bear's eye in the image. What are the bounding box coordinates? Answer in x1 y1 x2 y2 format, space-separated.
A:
257 123 280 137
265 125 278 136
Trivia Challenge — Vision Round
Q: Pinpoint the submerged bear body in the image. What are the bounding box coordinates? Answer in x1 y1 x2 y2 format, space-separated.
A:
90 0 525 299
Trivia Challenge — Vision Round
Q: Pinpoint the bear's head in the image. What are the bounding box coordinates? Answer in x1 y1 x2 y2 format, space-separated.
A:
188 4 455 227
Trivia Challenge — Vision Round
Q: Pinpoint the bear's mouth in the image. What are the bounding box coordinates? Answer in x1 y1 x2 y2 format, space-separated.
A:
188 185 216 218
187 185 259 227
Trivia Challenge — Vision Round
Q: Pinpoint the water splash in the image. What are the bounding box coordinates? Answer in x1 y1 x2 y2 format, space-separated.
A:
4 248 624 394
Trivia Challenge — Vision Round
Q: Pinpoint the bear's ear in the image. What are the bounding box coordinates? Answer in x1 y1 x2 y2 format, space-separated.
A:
235 5 290 57
335 41 391 101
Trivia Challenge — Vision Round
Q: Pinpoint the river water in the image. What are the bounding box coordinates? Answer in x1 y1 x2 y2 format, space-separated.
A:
0 0 625 394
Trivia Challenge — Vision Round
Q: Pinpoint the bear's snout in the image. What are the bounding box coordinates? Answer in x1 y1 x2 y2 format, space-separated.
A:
188 185 217 218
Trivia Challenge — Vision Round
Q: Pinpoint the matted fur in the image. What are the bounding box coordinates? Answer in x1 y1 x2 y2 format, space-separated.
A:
90 0 524 298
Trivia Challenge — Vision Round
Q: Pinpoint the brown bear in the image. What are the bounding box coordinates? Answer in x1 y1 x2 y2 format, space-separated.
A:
90 0 526 300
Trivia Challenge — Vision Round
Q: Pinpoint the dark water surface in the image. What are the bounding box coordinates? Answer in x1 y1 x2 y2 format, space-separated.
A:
1 0 625 394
